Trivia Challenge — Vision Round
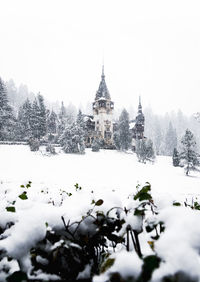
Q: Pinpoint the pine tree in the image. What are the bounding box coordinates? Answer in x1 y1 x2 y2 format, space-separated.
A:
179 129 199 175
37 93 47 138
17 99 32 140
114 109 132 151
136 138 155 163
76 109 85 132
58 101 67 136
47 110 58 135
0 77 15 140
136 139 146 163
146 139 155 162
172 148 179 167
59 122 85 154
92 137 100 152
165 122 177 156
30 99 40 139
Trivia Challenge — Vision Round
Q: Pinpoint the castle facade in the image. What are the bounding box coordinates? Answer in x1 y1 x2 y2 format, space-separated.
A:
84 67 145 149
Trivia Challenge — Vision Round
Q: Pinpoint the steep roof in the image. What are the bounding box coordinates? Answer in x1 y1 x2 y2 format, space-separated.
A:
95 66 111 101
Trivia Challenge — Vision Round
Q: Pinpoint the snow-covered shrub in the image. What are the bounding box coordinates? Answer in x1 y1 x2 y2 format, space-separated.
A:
59 122 85 154
179 129 199 175
46 143 56 154
172 148 180 167
2 182 200 281
28 138 40 151
91 138 100 152
136 138 155 163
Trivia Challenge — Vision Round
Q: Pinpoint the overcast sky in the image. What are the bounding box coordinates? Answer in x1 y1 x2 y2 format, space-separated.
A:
0 0 200 115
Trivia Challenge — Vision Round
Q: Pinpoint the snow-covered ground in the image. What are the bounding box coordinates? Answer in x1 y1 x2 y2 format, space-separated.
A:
1 145 200 281
0 145 199 201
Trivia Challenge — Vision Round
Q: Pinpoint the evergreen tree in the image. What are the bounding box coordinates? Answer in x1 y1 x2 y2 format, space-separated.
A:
164 122 177 156
114 109 131 151
0 77 15 140
146 139 155 161
59 122 85 154
58 101 67 136
91 137 100 152
30 99 40 139
47 110 58 135
17 99 32 140
136 138 155 163
113 131 120 150
179 129 199 175
172 148 180 167
76 109 85 132
37 93 47 138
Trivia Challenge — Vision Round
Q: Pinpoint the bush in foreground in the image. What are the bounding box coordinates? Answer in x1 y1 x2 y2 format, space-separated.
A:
1 182 200 281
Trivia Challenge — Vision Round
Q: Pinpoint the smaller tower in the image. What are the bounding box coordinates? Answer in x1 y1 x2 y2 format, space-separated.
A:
134 96 145 139
93 66 114 145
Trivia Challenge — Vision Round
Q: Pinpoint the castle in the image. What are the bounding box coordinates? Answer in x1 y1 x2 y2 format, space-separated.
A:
84 66 145 149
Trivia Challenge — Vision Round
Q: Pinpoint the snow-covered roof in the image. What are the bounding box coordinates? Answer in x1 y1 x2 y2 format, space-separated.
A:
129 121 136 130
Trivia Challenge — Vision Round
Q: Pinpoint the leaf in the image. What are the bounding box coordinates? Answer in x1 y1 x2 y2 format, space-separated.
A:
91 199 95 205
95 199 104 206
134 208 145 216
6 206 16 213
134 184 152 201
6 270 28 282
100 258 115 273
45 222 48 227
147 241 154 251
138 255 161 281
18 192 28 200
173 202 181 206
20 185 25 188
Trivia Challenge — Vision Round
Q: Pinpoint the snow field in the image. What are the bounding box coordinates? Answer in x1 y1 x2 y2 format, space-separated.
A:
0 145 200 281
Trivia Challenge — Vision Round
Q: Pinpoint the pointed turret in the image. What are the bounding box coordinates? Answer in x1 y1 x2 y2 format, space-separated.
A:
95 65 111 100
134 96 145 139
138 96 142 114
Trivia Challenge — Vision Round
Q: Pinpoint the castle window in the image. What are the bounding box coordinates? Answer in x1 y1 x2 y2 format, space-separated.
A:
104 131 111 139
97 120 99 124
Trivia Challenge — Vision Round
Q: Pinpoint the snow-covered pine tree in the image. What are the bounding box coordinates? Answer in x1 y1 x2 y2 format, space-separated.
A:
113 130 120 150
179 129 199 175
47 110 58 139
114 109 131 151
136 139 146 163
146 139 155 162
30 98 40 139
172 148 179 167
17 99 32 140
76 109 85 132
37 93 47 138
58 101 67 136
136 138 155 163
59 122 85 154
164 122 177 156
0 77 15 140
91 137 100 152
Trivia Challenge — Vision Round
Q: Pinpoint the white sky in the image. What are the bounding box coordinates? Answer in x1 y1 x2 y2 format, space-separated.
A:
0 0 200 115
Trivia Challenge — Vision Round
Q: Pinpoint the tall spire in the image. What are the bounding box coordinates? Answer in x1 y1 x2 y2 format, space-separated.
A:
138 96 142 114
101 65 105 79
95 65 111 100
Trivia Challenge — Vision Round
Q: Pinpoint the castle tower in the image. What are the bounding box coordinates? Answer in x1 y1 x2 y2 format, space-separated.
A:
92 66 114 144
135 96 145 139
